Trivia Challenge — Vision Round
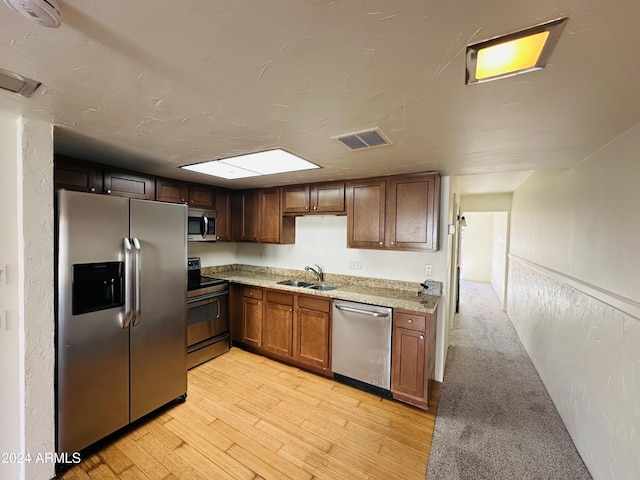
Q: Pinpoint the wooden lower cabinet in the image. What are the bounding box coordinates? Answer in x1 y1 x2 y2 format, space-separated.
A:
263 291 294 357
391 308 436 410
241 287 263 348
293 295 331 373
232 285 331 376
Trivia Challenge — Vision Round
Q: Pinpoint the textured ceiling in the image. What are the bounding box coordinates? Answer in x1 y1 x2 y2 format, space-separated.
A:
1 0 639 191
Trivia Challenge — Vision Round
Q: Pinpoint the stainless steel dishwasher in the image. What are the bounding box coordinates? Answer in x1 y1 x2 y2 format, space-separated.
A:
332 299 393 397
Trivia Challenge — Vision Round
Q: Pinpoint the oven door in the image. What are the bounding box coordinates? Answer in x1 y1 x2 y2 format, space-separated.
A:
187 291 228 348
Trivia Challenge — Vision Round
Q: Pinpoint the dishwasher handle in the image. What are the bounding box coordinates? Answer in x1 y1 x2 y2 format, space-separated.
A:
335 304 389 317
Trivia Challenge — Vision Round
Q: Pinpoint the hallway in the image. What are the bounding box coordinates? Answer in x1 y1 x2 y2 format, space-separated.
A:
427 281 591 479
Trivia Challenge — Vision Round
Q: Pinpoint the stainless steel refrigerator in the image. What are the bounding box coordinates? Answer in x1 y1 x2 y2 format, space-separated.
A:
56 190 187 455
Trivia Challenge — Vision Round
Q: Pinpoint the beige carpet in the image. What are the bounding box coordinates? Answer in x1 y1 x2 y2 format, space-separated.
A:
426 281 591 479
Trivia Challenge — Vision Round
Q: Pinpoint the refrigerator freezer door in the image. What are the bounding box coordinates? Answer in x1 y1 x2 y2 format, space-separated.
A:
57 191 130 454
129 199 187 422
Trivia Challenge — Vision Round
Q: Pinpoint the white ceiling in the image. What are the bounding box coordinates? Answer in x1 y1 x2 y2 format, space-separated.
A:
1 0 639 192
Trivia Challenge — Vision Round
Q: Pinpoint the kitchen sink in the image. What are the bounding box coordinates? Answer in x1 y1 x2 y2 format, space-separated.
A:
307 284 339 291
276 280 339 290
277 279 316 288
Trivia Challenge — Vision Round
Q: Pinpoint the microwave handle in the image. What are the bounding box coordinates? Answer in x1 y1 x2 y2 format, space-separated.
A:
202 213 209 240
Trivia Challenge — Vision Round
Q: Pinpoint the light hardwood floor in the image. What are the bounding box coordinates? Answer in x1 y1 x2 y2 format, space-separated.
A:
59 348 439 480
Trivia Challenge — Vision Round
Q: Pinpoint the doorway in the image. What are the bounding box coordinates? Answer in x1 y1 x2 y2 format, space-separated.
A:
459 211 509 309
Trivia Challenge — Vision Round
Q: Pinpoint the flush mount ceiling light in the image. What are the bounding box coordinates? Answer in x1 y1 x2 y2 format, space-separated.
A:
0 66 41 97
3 0 61 28
181 149 320 180
466 17 568 84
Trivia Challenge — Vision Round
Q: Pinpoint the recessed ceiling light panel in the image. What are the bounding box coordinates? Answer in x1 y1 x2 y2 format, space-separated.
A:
181 149 320 180
0 66 41 97
466 17 568 84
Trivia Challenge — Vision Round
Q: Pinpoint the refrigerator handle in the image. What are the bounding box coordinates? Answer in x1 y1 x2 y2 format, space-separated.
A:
122 238 133 328
202 213 209 240
132 238 142 326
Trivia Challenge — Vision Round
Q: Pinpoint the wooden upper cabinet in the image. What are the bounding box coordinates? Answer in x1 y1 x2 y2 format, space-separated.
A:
214 188 232 241
54 156 103 193
347 173 440 252
282 185 311 213
282 182 345 215
346 179 386 249
259 188 282 243
311 182 345 213
156 178 188 204
188 184 214 209
233 190 259 242
103 169 155 200
386 173 440 251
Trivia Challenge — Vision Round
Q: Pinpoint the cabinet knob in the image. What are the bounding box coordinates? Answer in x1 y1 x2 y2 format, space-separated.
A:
408 319 413 324
90 187 96 193
181 198 185 202
290 308 293 312
391 241 395 245
420 335 424 340
106 189 111 194
258 302 261 306
313 206 318 210
379 242 383 245
249 292 253 296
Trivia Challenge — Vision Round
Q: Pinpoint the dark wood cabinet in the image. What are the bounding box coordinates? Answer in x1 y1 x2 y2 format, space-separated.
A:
263 290 294 357
156 178 188 203
103 169 155 200
54 156 103 193
282 182 345 215
293 295 331 373
346 179 386 249
347 173 440 251
241 287 263 348
391 308 435 410
214 188 232 241
233 190 259 242
188 184 214 209
259 188 295 244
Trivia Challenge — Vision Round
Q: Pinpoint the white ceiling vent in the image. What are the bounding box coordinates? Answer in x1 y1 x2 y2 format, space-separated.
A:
0 67 41 97
334 128 391 151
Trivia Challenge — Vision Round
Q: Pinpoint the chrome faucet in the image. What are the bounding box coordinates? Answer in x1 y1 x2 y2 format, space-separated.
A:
305 264 324 282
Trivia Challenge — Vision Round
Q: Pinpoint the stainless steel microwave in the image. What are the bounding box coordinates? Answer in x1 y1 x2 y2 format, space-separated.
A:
187 208 217 242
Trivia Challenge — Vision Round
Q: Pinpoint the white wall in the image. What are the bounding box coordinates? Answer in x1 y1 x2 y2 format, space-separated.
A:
460 212 494 282
0 115 55 480
0 115 21 480
507 122 640 480
197 177 453 381
490 212 508 307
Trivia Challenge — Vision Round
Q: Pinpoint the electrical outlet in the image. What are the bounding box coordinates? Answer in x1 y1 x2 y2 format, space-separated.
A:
425 264 433 276
349 260 362 269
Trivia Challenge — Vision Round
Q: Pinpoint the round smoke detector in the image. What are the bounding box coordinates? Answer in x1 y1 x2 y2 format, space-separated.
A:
4 0 61 28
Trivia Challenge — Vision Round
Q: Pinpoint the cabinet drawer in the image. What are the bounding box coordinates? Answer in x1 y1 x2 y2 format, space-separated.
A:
297 295 331 313
394 311 426 331
266 290 294 306
243 287 263 300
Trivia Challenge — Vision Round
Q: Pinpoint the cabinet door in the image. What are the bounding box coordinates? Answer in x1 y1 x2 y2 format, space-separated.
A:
189 184 214 209
293 296 330 371
54 156 103 193
282 185 310 214
259 188 282 243
311 182 345 213
263 292 294 357
214 189 232 241
156 178 188 203
386 173 440 251
391 326 427 407
242 297 263 348
346 180 386 249
238 190 259 241
104 170 155 200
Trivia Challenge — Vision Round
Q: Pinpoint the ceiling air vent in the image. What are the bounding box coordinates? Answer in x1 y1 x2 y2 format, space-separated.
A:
0 67 41 98
334 128 391 151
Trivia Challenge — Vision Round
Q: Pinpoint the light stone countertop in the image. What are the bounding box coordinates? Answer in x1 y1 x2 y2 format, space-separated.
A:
202 264 440 314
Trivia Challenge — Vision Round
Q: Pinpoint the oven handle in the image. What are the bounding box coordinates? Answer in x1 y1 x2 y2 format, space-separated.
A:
187 290 228 305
